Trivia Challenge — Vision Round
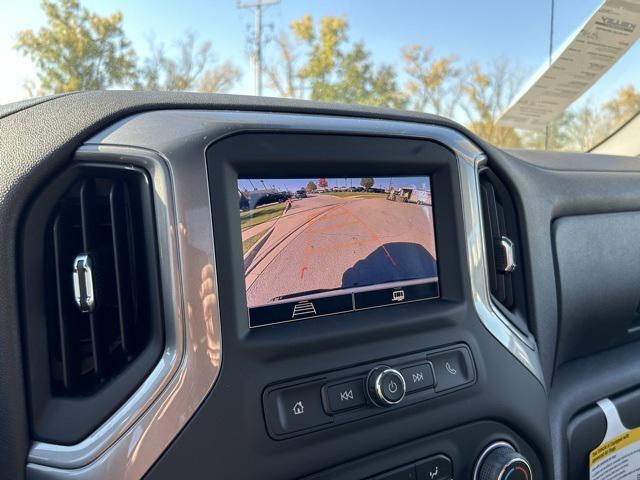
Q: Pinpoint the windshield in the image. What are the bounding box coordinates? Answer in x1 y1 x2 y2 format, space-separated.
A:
3 0 640 153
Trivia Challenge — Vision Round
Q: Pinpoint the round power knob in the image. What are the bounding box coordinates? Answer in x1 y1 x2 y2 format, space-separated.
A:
367 366 406 407
474 442 532 480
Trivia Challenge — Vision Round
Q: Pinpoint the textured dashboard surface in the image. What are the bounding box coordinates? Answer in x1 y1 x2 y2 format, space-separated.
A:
497 148 640 479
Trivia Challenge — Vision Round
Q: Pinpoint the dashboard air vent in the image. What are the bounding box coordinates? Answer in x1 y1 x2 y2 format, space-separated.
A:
479 167 529 334
22 165 164 443
49 175 151 393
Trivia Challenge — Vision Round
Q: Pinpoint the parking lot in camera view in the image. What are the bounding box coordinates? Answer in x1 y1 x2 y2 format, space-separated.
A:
239 179 437 309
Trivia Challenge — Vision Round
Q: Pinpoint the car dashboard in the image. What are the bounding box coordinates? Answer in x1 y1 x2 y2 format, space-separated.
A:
2 92 640 479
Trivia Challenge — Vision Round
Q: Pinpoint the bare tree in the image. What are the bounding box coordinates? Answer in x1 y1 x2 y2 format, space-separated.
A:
564 102 610 151
199 61 242 93
140 32 241 93
603 85 640 131
461 58 525 147
520 111 575 151
264 32 303 98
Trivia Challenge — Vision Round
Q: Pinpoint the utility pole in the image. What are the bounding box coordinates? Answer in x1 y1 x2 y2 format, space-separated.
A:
237 0 280 96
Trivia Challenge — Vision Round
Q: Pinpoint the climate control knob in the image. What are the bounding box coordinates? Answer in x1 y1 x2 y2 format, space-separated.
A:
474 442 532 480
366 365 406 407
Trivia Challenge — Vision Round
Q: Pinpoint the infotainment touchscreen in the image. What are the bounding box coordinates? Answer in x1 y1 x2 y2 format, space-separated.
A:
238 177 439 327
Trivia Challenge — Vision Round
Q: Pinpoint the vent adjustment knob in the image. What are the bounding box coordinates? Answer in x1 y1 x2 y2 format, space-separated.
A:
72 254 96 313
495 235 517 273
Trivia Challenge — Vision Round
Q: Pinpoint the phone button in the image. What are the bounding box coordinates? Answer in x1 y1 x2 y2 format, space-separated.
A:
428 348 474 392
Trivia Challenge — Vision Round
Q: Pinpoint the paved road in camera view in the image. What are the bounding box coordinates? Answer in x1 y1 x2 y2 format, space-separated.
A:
244 194 437 308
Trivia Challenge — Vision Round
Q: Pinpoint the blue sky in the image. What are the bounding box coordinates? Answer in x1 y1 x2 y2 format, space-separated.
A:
2 0 639 116
238 177 430 192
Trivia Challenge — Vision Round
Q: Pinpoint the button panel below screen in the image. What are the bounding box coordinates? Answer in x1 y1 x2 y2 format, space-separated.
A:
263 345 475 438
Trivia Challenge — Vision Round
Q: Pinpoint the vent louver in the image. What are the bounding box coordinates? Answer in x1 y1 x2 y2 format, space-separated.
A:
479 167 529 334
23 164 164 443
49 173 154 394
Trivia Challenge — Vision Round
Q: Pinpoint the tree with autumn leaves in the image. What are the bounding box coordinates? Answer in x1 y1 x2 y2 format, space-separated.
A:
266 15 405 108
263 15 528 146
15 0 137 95
14 2 640 151
15 0 241 96
262 14 640 150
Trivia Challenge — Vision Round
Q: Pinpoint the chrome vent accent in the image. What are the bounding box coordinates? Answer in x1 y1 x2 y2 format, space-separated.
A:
478 166 529 333
72 254 95 313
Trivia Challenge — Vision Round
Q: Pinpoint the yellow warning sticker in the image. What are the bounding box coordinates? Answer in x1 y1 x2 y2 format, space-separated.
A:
589 399 640 480
590 428 640 465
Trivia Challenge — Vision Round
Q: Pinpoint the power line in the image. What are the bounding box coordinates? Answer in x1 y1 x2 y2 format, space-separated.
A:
545 0 555 151
237 0 280 96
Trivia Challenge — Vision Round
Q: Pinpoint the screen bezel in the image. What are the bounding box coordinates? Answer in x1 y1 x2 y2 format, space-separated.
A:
207 132 466 338
238 175 440 327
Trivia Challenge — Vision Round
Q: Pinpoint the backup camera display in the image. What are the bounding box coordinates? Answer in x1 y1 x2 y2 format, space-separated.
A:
239 177 439 327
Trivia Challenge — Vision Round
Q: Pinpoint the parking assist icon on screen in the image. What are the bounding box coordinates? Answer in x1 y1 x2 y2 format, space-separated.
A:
392 290 405 302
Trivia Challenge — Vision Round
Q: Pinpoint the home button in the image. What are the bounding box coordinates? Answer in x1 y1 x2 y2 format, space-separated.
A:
264 381 332 435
